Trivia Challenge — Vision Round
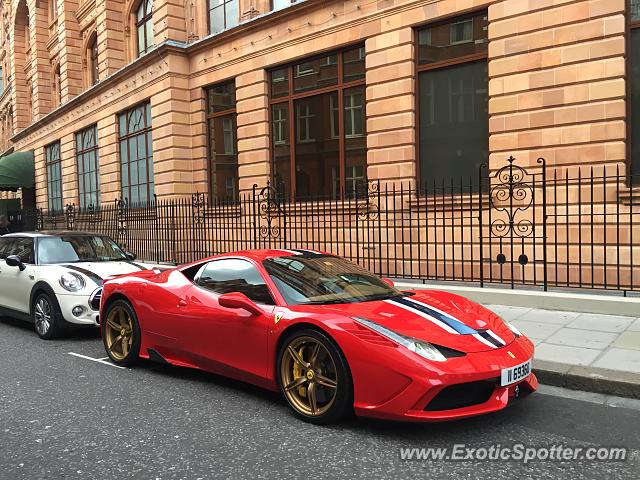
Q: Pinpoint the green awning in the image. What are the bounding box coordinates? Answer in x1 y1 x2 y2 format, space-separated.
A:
0 150 35 192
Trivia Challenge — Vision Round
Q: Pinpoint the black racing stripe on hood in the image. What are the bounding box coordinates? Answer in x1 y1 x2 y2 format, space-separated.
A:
125 261 148 271
476 330 503 348
62 265 104 286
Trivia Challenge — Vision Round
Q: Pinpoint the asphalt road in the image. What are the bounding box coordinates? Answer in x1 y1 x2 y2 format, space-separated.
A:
1 316 639 480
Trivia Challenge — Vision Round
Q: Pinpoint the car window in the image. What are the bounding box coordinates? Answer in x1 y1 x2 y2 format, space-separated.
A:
195 258 275 305
0 238 15 259
9 238 35 264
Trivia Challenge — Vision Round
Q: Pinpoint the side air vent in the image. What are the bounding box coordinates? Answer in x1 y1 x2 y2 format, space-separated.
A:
89 287 103 311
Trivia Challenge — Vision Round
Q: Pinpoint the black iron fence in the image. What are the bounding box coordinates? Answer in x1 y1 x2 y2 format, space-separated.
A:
8 157 640 294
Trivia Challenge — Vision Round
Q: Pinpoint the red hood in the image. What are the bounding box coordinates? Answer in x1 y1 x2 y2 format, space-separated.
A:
312 290 515 353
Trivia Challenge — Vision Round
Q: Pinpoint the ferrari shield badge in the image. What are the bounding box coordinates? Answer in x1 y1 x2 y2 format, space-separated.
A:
274 312 284 324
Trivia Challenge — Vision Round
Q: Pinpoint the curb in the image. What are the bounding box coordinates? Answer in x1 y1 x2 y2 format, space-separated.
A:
534 360 640 400
394 281 640 317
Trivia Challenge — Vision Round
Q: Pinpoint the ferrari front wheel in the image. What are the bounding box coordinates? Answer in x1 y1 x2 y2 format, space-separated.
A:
102 299 141 367
278 329 353 424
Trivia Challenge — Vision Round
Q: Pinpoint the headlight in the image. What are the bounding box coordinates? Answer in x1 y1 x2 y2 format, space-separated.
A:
353 317 447 362
507 322 522 337
59 272 86 292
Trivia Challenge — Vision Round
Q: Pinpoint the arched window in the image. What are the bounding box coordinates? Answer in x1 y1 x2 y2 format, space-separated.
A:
89 34 99 85
136 0 154 57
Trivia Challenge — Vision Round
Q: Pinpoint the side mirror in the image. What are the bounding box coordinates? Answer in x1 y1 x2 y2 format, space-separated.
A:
219 292 262 316
6 255 26 271
125 252 137 261
382 277 395 287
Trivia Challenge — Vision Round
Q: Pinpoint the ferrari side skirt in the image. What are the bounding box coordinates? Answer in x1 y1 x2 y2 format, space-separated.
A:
147 348 171 365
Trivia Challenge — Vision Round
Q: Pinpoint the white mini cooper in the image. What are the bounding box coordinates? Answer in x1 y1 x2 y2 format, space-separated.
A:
0 232 160 339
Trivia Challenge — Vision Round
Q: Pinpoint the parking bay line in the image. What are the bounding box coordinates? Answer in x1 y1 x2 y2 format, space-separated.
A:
68 352 126 369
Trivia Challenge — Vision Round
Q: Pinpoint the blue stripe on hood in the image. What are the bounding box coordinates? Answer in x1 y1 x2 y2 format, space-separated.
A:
393 297 478 335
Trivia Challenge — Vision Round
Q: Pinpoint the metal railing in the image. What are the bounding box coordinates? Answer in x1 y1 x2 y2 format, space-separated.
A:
8 157 640 294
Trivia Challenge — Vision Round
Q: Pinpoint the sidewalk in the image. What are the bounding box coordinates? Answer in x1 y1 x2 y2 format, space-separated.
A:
486 305 640 374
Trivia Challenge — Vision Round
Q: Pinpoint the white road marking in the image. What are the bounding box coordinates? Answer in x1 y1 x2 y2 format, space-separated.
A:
67 352 126 369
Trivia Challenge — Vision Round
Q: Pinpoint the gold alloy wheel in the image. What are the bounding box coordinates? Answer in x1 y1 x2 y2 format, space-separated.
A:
104 306 134 361
280 336 339 417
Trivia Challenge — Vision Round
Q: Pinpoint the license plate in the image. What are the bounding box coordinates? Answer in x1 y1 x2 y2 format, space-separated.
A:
501 359 532 386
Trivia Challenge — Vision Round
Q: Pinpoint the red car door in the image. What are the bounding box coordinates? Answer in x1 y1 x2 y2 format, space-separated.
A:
176 258 276 387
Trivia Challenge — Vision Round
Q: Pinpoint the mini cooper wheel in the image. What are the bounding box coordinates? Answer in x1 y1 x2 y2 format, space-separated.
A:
277 329 353 424
102 300 141 367
33 292 62 340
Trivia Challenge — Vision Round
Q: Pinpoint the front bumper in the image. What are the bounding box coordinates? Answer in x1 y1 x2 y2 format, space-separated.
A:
57 293 100 326
352 335 537 422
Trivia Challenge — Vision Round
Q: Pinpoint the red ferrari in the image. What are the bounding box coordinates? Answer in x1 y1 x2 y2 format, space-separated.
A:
100 249 537 424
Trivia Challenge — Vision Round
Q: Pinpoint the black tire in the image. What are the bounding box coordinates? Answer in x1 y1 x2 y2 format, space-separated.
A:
277 328 353 425
32 292 63 340
101 299 141 367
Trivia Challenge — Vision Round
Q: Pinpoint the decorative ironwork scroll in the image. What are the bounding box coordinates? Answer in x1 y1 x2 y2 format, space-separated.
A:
192 192 207 225
356 180 380 221
254 182 283 239
487 156 538 240
116 198 129 244
65 203 76 231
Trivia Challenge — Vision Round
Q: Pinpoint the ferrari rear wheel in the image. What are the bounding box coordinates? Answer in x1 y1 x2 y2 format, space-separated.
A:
102 299 141 367
278 329 352 424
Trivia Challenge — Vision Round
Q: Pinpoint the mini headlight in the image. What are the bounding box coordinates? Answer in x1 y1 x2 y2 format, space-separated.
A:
507 322 522 337
353 317 447 362
59 272 86 292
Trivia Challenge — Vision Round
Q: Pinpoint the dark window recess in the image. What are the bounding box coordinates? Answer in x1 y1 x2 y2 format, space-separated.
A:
45 141 63 214
136 0 155 57
76 125 100 209
269 45 366 200
417 12 488 193
206 80 239 200
118 102 154 204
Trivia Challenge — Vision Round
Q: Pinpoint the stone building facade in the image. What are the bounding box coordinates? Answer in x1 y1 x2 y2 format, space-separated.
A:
0 0 636 208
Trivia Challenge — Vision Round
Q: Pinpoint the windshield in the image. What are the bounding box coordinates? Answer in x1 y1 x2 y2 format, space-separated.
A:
37 236 128 264
263 254 404 305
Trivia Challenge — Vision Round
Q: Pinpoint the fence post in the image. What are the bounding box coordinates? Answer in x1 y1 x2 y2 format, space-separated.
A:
538 157 547 292
479 164 486 288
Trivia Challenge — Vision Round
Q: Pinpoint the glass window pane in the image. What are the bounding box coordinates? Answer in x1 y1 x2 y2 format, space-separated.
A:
271 68 289 98
272 104 290 199
293 55 338 93
294 93 338 199
145 19 154 50
343 46 365 82
137 25 146 54
207 81 236 113
418 12 488 66
418 60 487 191
225 0 238 29
209 5 224 34
344 87 366 198
632 0 640 22
272 0 291 9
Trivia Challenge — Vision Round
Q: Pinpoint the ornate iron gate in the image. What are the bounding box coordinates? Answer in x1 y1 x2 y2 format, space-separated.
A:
480 156 548 290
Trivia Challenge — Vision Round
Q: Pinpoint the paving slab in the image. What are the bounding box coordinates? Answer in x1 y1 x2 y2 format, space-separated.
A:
567 313 635 333
509 319 563 340
533 343 601 366
628 318 640 332
545 327 619 350
592 348 640 374
612 331 640 350
514 309 580 325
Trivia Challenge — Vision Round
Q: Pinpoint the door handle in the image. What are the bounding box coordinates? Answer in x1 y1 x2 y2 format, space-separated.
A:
177 299 187 308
